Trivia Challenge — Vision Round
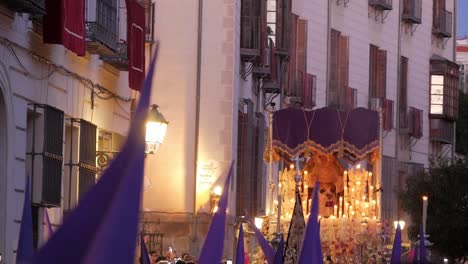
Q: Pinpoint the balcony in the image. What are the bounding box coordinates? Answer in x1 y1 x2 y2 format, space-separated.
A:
402 0 421 24
100 42 128 71
430 118 454 144
433 9 452 38
85 0 119 56
240 16 261 57
5 0 45 15
369 0 392 11
85 22 119 56
137 0 155 43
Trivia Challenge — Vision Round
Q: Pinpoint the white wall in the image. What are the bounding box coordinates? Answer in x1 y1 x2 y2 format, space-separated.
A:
0 6 132 263
142 0 198 213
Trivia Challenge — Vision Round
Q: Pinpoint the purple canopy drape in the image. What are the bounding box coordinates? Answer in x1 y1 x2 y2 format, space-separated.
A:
268 107 379 161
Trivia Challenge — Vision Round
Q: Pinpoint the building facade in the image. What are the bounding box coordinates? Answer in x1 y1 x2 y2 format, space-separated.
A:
143 0 459 259
0 0 460 263
0 0 145 262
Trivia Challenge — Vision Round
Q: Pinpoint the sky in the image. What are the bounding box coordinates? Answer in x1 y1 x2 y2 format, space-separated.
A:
458 0 468 37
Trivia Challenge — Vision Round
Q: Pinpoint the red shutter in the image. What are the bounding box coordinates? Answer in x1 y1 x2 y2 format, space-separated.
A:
43 0 85 56
383 99 394 131
411 107 423 139
276 0 283 50
339 36 349 109
260 0 267 64
296 19 307 99
369 45 378 98
270 41 278 82
376 49 387 98
303 74 316 109
345 87 357 111
286 14 298 96
328 29 340 107
127 0 146 91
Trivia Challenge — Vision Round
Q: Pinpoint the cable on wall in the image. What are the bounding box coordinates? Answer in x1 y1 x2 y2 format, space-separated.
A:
0 36 132 104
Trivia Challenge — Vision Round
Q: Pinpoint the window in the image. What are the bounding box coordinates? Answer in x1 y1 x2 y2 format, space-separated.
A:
286 16 308 104
328 29 349 110
369 44 387 100
26 105 64 207
63 119 97 212
432 0 452 38
430 57 459 120
240 0 262 51
276 0 292 51
266 0 277 44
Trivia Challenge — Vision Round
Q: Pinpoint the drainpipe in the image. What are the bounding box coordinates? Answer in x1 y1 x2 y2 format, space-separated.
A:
453 0 457 62
393 0 403 219
452 0 457 159
192 0 203 249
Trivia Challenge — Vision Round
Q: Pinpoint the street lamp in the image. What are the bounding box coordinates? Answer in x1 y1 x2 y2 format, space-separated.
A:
145 104 169 154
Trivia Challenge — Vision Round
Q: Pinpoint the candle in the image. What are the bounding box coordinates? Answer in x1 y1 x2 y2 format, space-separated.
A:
334 205 338 216
422 196 428 235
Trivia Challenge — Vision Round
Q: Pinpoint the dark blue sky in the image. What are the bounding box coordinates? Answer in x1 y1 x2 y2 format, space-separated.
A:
458 0 468 37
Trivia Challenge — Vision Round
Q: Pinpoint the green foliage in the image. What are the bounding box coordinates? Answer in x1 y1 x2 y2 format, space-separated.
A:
399 158 468 260
456 92 468 155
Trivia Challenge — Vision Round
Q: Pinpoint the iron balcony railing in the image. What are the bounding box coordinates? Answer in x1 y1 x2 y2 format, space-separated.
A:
433 9 452 38
402 0 422 24
369 0 393 10
85 0 119 55
85 22 119 54
240 16 261 56
100 42 128 71
5 0 45 15
430 118 454 144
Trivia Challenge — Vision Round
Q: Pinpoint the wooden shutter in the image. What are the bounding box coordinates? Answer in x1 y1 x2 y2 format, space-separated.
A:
270 41 278 81
78 120 97 199
303 74 316 109
276 0 284 49
286 14 298 96
383 99 394 131
433 0 445 28
376 49 387 98
276 0 292 51
254 113 265 216
328 29 340 107
260 0 267 63
236 111 248 216
236 100 255 216
410 107 423 139
399 57 408 128
296 18 307 80
346 87 357 110
339 35 349 109
369 45 378 98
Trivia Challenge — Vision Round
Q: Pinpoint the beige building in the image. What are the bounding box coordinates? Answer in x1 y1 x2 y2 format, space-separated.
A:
0 0 142 262
0 0 460 262
143 0 459 259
